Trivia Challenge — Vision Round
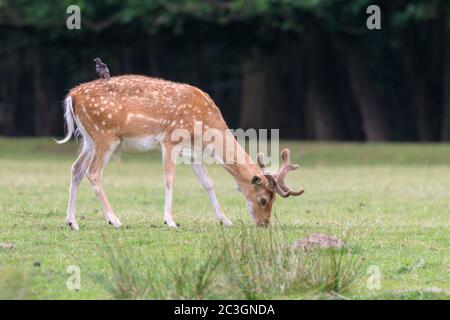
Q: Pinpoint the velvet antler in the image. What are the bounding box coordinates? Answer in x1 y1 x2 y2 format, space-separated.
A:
257 148 304 198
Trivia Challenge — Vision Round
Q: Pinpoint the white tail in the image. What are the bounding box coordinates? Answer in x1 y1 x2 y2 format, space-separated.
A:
55 96 76 144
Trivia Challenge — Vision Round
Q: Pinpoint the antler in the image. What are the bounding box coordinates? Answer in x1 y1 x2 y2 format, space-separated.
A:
257 152 269 174
257 149 304 198
274 149 304 197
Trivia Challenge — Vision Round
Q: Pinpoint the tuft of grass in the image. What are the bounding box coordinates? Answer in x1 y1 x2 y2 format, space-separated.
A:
218 225 295 299
91 225 363 300
164 251 221 299
292 247 363 294
97 241 151 299
218 225 363 299
91 238 221 299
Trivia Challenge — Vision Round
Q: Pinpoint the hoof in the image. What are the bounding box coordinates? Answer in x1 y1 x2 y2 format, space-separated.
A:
67 221 79 231
220 218 233 227
164 220 178 228
108 216 122 229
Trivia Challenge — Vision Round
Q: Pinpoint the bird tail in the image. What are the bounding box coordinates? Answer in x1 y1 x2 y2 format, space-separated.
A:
55 96 76 144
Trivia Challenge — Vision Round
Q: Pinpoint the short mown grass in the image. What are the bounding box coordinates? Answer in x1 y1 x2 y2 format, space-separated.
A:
0 138 449 299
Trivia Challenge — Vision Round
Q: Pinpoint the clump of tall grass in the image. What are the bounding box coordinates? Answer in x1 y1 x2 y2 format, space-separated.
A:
218 225 294 298
92 239 221 299
292 246 363 294
95 240 151 299
218 224 363 299
93 224 364 299
163 251 221 299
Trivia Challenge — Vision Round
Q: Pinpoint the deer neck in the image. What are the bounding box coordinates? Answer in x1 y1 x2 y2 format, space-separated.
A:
214 129 261 189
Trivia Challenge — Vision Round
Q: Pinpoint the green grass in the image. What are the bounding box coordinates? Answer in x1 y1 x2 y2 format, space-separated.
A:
0 138 449 299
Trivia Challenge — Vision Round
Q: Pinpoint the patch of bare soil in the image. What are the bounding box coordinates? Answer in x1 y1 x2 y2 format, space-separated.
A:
292 234 344 250
0 243 15 250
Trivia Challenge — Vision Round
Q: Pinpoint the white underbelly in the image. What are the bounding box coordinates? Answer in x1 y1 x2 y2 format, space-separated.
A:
120 135 163 153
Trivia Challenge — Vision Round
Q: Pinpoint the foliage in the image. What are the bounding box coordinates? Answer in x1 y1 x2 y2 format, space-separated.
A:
1 1 449 141
2 0 446 36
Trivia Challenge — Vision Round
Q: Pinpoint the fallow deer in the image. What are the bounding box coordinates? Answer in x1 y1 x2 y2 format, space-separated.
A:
57 75 303 230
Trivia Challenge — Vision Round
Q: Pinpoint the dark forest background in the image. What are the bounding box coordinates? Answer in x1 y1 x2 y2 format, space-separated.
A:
0 0 449 141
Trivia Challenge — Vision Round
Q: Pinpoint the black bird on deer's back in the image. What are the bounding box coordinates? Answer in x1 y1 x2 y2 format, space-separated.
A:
93 57 110 80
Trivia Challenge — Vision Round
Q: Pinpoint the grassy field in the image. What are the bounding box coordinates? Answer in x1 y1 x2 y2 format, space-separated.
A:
0 138 449 299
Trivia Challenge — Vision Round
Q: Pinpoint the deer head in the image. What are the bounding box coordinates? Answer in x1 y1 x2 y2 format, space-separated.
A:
241 148 304 226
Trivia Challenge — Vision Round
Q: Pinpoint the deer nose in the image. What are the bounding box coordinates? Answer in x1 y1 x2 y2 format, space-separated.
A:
256 219 270 227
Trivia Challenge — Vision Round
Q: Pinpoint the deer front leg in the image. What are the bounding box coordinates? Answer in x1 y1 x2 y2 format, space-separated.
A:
66 143 93 230
86 141 122 229
191 163 233 226
161 143 178 228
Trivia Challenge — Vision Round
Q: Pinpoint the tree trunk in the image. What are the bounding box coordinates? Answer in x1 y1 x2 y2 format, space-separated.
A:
442 27 450 140
239 59 267 130
33 47 49 136
122 47 133 73
147 41 161 77
401 23 441 141
342 39 391 141
411 76 434 141
2 56 19 136
286 48 307 139
303 26 344 140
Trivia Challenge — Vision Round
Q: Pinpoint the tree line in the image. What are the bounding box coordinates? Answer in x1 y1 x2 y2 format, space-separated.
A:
0 0 449 141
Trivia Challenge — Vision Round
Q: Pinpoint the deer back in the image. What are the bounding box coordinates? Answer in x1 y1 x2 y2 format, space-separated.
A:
69 75 227 144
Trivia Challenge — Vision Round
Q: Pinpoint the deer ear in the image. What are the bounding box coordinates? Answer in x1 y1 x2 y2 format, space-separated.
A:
251 175 262 186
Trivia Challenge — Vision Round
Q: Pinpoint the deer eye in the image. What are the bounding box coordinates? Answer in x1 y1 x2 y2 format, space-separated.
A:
251 175 262 186
259 197 268 206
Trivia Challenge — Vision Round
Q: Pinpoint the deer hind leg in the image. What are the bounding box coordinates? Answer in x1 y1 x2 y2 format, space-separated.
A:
66 142 93 230
191 164 233 226
161 142 178 228
86 139 122 229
